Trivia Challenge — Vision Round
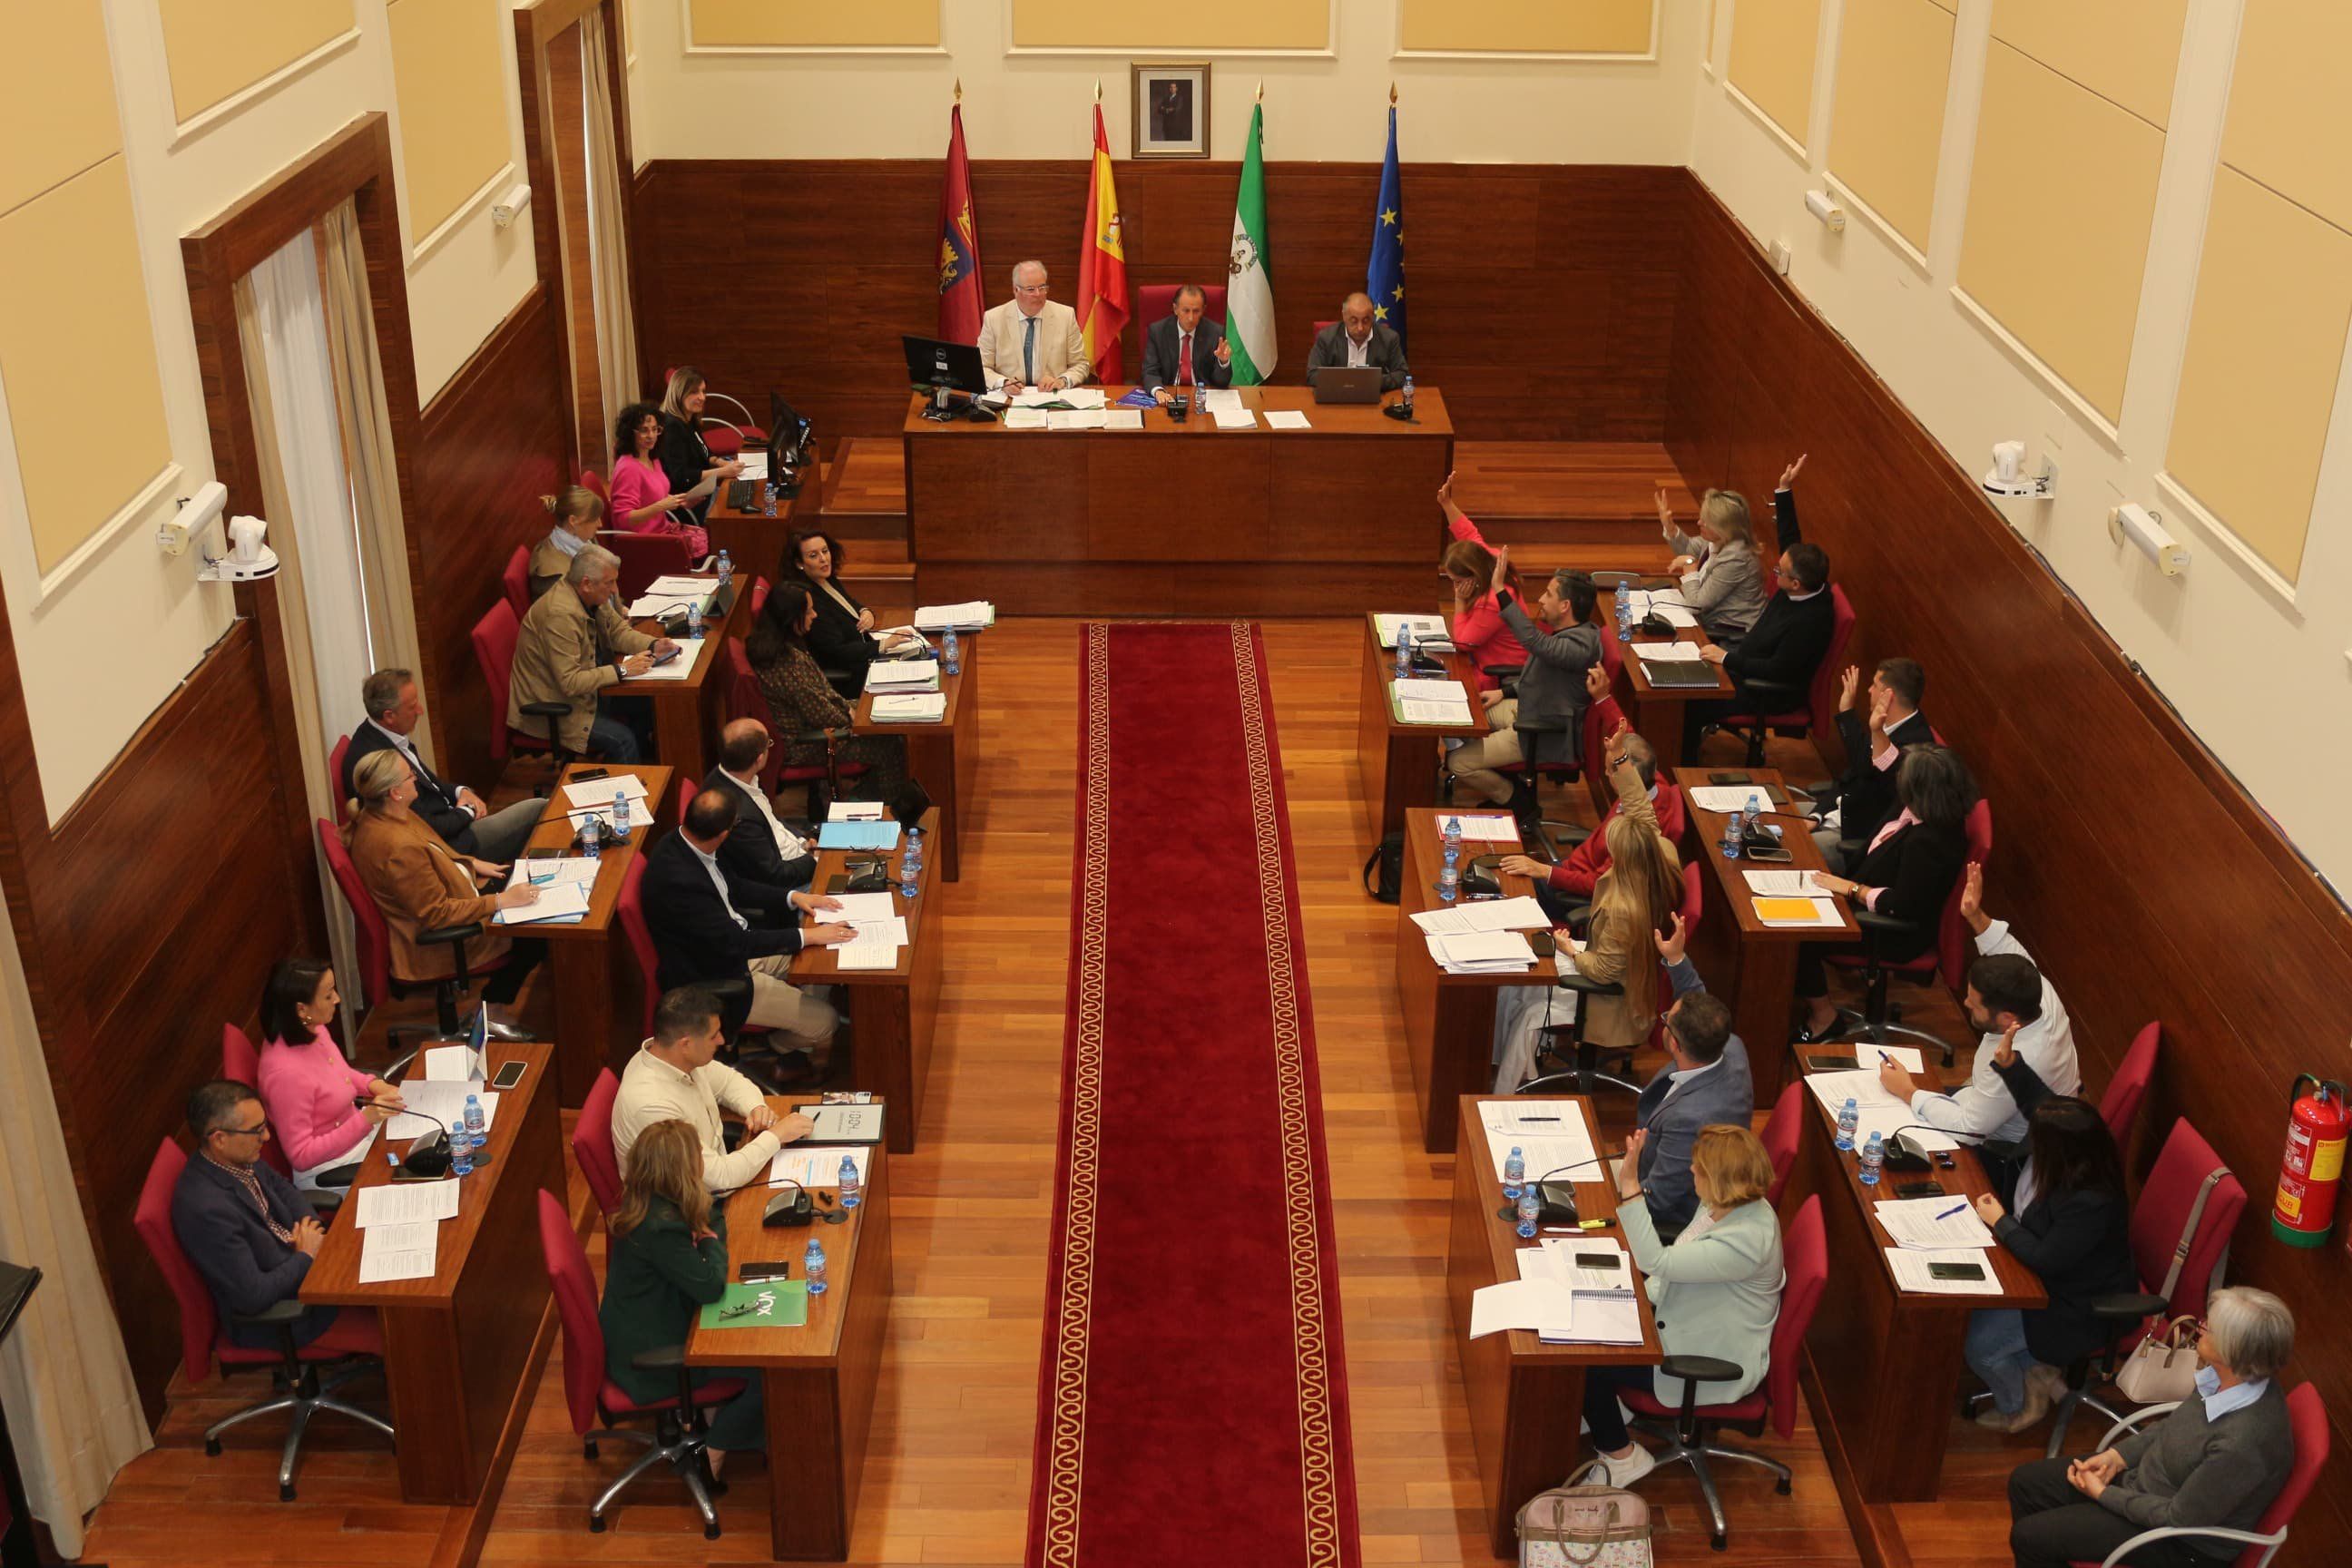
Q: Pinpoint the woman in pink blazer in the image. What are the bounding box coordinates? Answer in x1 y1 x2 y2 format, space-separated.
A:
610 401 712 561
253 960 406 1190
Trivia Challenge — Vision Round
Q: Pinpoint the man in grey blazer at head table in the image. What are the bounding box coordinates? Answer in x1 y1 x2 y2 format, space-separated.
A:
978 260 1091 394
1140 283 1232 405
1305 291 1409 390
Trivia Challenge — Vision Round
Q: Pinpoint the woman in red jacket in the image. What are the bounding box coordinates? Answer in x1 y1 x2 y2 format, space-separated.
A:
1436 472 1526 689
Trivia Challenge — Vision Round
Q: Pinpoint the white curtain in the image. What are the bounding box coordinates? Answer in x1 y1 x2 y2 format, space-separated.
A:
0 888 150 1556
582 7 642 434
239 229 373 1002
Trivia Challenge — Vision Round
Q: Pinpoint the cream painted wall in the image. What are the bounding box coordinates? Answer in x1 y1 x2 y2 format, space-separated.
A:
628 0 1704 165
0 2 540 824
1688 0 2352 895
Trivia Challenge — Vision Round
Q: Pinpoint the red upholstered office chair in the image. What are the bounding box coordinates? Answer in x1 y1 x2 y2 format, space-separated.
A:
596 529 692 602
328 733 355 827
2068 1383 2327 1568
1136 283 1229 327
472 600 574 769
2037 1118 2247 1459
134 1139 392 1499
2101 1022 2161 1149
579 468 608 502
1760 1079 1806 1207
1715 583 1855 767
749 575 769 617
1616 1196 1827 1552
1824 798 1993 1063
573 1069 624 1219
538 1190 740 1538
503 544 533 617
316 817 505 1044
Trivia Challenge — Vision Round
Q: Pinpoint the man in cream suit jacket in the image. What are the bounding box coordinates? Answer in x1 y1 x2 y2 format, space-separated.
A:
979 260 1090 393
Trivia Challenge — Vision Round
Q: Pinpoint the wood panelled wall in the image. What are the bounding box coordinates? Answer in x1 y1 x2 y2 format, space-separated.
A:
0 618 317 1410
1665 178 2352 1560
414 288 569 790
632 159 1685 447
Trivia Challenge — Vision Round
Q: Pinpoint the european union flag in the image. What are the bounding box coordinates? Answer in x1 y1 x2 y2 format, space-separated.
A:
1367 107 1406 348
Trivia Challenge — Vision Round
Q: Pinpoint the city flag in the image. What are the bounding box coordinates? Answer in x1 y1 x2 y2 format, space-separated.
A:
936 104 985 343
1368 106 1406 348
1226 103 1276 384
1074 104 1130 382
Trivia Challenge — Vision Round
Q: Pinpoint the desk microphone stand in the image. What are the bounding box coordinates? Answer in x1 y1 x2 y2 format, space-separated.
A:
920 378 960 424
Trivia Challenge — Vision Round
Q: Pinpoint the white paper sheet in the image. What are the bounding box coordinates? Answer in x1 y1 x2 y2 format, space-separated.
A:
622 639 702 681
1102 408 1145 431
354 1181 461 1228
398 1083 497 1134
495 880 591 925
1200 388 1244 413
914 602 995 630
863 662 939 691
421 1045 484 1082
358 1221 438 1283
870 693 947 722
1451 897 1551 932
1424 932 1537 975
1398 699 1473 725
1741 868 1825 897
1004 407 1048 430
766 1144 874 1188
1804 1068 1956 1151
1690 786 1777 812
1211 407 1258 430
1045 409 1107 431
1636 641 1706 662
835 941 901 970
563 774 650 808
1435 813 1522 846
515 856 599 888
1885 1247 2003 1295
824 892 898 923
1876 1197 1997 1250
1264 409 1312 430
1373 613 1449 649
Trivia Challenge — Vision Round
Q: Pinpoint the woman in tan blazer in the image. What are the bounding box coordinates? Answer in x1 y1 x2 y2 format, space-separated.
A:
344 751 545 1037
1568 746 1684 1049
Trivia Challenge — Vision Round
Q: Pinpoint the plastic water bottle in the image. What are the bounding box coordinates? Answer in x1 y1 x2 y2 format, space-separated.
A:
803 1238 828 1296
1401 375 1416 416
1859 1132 1885 1187
943 624 961 676
1503 1146 1526 1200
838 1154 863 1210
1742 792 1763 841
1443 815 1464 860
1439 859 1460 903
463 1094 485 1150
760 481 777 516
1396 623 1415 677
1516 1188 1540 1240
716 548 734 584
1616 592 1633 640
900 835 921 900
686 601 703 639
1720 809 1741 860
1836 1097 1859 1152
450 1121 473 1177
582 814 603 862
612 789 632 839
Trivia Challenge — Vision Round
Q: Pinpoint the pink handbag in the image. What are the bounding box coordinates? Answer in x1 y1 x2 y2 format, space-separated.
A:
1516 1485 1654 1568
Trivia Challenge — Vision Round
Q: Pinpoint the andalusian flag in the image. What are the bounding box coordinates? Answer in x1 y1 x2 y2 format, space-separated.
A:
1074 103 1130 382
1226 103 1276 384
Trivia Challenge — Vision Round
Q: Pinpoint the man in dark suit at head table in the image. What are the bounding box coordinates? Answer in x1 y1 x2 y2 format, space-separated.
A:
1140 283 1233 407
1305 292 1410 391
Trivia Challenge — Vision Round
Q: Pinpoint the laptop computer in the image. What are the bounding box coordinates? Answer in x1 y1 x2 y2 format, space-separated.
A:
1638 656 1721 689
1311 366 1384 405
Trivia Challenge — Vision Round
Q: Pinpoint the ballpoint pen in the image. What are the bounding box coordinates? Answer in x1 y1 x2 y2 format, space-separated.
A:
1934 1201 1968 1220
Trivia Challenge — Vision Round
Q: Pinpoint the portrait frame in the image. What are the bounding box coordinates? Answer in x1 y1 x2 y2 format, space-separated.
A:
1132 64 1210 159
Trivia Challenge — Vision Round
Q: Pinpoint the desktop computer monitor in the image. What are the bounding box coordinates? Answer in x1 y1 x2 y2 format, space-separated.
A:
903 335 990 422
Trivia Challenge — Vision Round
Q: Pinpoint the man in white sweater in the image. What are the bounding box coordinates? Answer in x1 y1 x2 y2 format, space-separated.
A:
612 985 815 1192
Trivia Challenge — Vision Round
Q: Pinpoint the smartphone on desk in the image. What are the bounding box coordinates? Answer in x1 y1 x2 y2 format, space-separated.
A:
740 1261 791 1283
490 1059 528 1091
649 645 682 667
1927 1260 1986 1282
1894 1180 1944 1200
571 766 609 783
1710 771 1753 786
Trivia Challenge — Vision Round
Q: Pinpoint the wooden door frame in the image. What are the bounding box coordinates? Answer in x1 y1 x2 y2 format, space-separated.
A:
515 0 642 477
180 110 433 925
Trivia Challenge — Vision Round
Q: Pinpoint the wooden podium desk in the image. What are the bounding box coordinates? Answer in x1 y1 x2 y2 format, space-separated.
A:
1448 1094 1661 1559
789 810 943 1154
691 1104 893 1561
1354 613 1485 847
1394 811 1559 1153
300 1042 563 1504
514 763 673 1105
1671 767 1857 1093
701 475 804 579
614 574 750 788
1602 589 1731 773
854 641 978 883
904 386 1452 616
1784 1074 2044 1568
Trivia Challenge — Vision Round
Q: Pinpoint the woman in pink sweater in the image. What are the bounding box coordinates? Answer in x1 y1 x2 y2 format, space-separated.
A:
254 960 405 1189
609 401 713 560
1436 472 1527 689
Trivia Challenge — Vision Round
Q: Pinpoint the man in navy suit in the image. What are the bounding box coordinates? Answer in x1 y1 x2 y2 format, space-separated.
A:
343 668 544 860
1141 284 1232 406
1633 916 1758 1237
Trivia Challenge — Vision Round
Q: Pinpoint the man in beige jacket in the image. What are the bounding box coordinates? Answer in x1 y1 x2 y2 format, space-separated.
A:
978 260 1090 393
509 544 671 760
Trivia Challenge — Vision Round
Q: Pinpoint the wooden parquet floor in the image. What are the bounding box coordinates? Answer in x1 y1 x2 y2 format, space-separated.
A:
81 618 2025 1568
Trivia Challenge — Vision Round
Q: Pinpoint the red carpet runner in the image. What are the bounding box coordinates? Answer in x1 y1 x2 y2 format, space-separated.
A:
1026 623 1361 1568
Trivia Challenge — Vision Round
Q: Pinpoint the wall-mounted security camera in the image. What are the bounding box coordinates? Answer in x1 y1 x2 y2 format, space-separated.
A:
492 181 533 229
1982 441 2058 500
1805 190 1846 233
2109 503 2189 577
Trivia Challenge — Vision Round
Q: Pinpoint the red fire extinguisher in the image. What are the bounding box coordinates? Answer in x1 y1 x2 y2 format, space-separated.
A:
2272 1074 2349 1248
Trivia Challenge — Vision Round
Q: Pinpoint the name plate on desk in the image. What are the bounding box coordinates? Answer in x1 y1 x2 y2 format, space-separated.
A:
791 1103 886 1144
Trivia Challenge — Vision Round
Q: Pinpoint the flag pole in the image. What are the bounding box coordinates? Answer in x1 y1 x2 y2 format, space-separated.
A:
1390 82 1397 107
955 77 962 105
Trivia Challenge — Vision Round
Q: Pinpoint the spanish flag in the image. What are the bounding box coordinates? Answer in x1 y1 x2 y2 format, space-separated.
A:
1074 104 1129 382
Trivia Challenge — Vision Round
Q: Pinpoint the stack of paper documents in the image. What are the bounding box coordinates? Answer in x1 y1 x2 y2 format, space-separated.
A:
1102 409 1145 431
915 602 995 631
1742 868 1824 896
1435 812 1521 845
818 819 900 851
1804 1062 1958 1152
1390 677 1472 725
353 1176 462 1284
1411 897 1550 936
828 801 886 821
1689 785 1776 812
626 575 713 618
515 856 598 890
624 638 703 681
824 891 908 971
1751 895 1843 928
399 1082 500 1135
1200 389 1244 413
870 692 946 723
496 880 591 925
1265 410 1311 430
1047 409 1108 431
1425 930 1539 975
564 774 650 811
1211 407 1258 430
1480 1098 1601 1191
1373 613 1450 650
1636 641 1706 663
1004 407 1048 431
1886 1248 2002 1295
767 1144 875 1187
1876 1196 1996 1250
1531 1238 1644 1345
864 661 940 692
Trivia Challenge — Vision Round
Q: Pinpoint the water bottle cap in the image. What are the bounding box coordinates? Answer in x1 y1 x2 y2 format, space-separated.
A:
1510 1145 1522 1154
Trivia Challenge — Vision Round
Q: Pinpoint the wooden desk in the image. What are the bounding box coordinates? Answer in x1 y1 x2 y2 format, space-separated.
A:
1448 1094 1661 1558
1671 767 1857 1093
1354 613 1486 847
300 1042 564 1504
789 810 943 1153
616 574 751 786
854 642 978 883
701 474 802 578
1395 810 1559 1153
517 763 674 1105
1784 1077 2044 1567
1604 590 1730 774
905 386 1453 617
690 1106 893 1561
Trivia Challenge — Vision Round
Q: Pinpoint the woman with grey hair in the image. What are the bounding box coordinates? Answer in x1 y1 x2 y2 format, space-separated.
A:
2004 1285 2299 1568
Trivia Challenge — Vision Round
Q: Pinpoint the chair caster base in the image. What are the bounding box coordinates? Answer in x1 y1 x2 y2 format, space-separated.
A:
583 1440 598 1459
589 1514 607 1534
204 1438 222 1457
703 1523 721 1541
1710 1535 1727 1552
1775 1477 1792 1495
280 1483 297 1502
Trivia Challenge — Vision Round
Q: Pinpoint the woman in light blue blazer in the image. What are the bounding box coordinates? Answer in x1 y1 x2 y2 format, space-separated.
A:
1580 1123 1786 1489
